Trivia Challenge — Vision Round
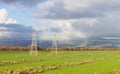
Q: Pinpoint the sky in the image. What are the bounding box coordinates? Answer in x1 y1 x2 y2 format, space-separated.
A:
0 0 120 41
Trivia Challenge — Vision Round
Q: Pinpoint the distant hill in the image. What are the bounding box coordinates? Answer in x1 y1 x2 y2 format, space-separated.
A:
0 36 120 48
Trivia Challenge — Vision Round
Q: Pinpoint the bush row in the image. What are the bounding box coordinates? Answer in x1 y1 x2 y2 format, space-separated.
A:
0 59 41 66
2 58 103 74
0 45 120 51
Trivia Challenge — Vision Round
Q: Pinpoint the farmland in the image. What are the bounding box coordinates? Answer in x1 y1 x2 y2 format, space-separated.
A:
0 51 120 74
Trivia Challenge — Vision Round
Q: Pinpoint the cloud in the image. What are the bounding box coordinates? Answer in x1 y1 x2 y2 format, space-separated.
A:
0 8 33 39
0 8 17 24
35 20 86 41
31 0 101 19
31 0 120 19
50 27 62 33
72 16 120 37
0 0 47 8
0 23 33 39
30 0 120 41
35 14 120 41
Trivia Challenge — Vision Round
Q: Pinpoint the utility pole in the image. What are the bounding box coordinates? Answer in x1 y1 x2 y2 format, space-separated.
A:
30 32 38 55
52 34 58 55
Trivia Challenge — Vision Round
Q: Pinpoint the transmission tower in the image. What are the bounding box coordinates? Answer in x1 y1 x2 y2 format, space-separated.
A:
30 32 38 55
52 34 58 55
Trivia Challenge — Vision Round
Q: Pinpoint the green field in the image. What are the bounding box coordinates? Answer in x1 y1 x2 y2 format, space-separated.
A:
0 51 120 74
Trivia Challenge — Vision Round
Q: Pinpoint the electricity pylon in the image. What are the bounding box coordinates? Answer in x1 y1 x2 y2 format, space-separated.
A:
52 34 58 55
30 32 38 55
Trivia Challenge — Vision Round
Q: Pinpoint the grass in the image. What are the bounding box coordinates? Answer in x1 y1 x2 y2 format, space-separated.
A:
0 51 120 74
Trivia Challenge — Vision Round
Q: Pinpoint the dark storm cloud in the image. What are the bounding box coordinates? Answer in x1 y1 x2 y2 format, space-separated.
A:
92 1 120 12
50 27 62 33
31 0 120 19
0 23 33 32
0 23 34 39
31 9 103 19
0 0 47 8
31 2 102 19
72 17 120 37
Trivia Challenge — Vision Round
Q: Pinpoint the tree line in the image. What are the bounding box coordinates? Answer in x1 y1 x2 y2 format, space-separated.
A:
0 45 120 51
